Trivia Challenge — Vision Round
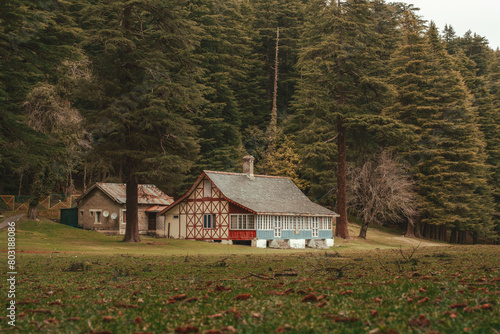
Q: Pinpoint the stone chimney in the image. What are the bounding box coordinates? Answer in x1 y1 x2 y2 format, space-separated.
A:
242 155 255 179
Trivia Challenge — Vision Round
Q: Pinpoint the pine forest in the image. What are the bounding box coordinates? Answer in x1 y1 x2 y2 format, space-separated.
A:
1 0 499 244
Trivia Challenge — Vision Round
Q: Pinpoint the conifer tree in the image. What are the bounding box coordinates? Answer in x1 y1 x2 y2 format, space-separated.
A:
186 0 249 178
0 0 80 198
452 33 499 242
387 17 495 242
294 0 393 239
79 0 204 242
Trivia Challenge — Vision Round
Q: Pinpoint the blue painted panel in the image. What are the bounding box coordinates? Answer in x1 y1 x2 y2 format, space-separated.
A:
318 230 333 238
256 230 274 239
257 230 332 239
281 230 312 239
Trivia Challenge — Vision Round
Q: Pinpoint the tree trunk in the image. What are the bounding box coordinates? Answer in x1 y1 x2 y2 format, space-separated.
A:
422 223 429 238
414 219 423 238
335 117 350 239
406 218 415 237
440 225 447 241
28 200 38 220
18 171 23 197
458 230 466 244
358 220 368 239
450 228 457 243
123 175 140 242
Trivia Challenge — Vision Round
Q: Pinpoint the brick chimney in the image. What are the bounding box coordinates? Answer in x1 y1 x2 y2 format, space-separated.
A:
242 155 255 179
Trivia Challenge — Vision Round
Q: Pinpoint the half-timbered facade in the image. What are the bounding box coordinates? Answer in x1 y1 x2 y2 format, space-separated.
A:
160 157 338 248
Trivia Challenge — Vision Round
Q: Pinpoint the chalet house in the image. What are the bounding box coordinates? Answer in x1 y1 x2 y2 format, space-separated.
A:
159 156 339 248
77 183 173 235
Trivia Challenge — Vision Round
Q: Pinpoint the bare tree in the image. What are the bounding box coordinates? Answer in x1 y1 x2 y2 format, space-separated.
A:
347 151 418 239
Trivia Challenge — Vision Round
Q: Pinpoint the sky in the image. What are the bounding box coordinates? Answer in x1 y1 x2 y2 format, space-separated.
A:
404 0 500 50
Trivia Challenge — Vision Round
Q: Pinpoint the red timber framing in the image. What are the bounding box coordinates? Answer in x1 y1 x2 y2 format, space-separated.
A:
228 202 256 240
180 177 230 240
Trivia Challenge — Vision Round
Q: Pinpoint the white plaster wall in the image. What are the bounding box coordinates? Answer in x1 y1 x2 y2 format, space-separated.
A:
289 239 306 249
252 239 267 248
164 205 180 238
325 238 334 247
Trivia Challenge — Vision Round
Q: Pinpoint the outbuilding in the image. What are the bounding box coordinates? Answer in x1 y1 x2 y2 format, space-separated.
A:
77 183 173 235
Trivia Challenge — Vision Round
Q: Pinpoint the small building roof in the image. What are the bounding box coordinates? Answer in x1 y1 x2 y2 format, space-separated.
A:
79 183 173 206
160 171 338 217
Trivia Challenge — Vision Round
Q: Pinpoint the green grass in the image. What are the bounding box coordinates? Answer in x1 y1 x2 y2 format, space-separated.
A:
1 218 498 333
5 217 443 256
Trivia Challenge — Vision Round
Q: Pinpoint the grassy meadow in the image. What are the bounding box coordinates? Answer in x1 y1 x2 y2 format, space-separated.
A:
1 218 499 333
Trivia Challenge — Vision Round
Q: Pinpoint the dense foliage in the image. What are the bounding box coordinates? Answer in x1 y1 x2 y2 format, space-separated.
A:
1 0 498 243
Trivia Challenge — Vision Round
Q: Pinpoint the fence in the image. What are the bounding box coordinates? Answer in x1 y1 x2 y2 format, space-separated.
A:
0 194 79 220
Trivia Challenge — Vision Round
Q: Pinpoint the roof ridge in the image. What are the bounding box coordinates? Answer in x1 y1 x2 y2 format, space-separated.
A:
203 170 290 179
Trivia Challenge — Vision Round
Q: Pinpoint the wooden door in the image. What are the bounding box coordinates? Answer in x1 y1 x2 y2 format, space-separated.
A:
148 213 156 231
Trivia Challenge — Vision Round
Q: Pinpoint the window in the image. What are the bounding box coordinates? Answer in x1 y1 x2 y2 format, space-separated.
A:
203 214 215 229
230 214 255 230
90 210 102 224
173 215 179 219
80 210 84 216
203 180 212 198
121 209 127 224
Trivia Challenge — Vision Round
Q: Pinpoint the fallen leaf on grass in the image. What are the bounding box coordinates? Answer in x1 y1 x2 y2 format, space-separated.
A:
134 316 142 324
449 303 467 309
215 285 232 292
340 290 354 295
408 314 430 327
417 297 429 304
317 301 327 308
174 325 199 333
205 330 222 334
207 313 223 319
170 294 188 301
102 316 113 322
275 324 293 332
464 304 493 312
48 300 62 306
220 326 237 333
225 308 242 322
322 314 358 323
184 297 198 303
301 294 318 302
234 294 251 300
116 302 139 308
66 317 81 321
43 318 58 324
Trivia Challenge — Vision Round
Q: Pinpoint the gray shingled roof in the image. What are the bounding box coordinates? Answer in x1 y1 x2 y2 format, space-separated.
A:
205 171 338 216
